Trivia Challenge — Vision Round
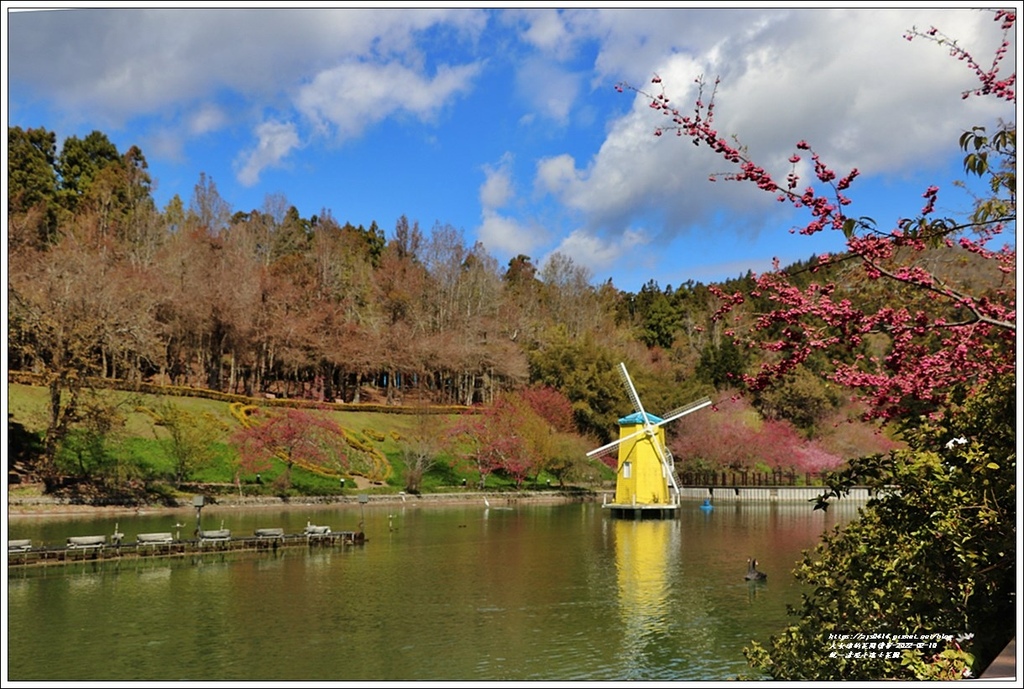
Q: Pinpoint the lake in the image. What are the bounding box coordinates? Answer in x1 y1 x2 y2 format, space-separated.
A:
6 498 863 681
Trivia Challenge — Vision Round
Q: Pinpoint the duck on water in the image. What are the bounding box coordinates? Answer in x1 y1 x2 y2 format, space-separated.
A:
745 558 767 581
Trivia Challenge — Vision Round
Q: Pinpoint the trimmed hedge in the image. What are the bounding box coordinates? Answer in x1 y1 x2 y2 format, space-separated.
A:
9 371 475 416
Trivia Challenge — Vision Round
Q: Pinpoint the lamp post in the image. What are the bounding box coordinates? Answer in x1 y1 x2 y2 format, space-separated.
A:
193 495 205 537
358 494 368 533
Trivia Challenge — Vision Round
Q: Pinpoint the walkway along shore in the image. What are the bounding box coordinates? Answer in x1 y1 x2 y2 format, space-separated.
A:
6 488 597 519
7 484 881 520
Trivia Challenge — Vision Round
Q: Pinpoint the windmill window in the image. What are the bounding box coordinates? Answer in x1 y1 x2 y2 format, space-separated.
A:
623 461 632 479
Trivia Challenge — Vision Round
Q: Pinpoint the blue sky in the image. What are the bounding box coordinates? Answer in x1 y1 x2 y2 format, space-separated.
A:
4 4 1016 292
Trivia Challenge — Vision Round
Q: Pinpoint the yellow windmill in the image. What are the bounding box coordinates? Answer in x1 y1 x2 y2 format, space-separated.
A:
588 362 711 518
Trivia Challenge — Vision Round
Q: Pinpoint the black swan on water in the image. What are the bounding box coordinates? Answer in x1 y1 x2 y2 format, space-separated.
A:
745 558 767 581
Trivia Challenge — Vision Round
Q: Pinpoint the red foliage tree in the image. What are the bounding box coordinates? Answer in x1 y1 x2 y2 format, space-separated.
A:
450 392 547 488
671 394 843 476
789 443 845 476
520 384 577 434
815 404 901 462
231 408 348 488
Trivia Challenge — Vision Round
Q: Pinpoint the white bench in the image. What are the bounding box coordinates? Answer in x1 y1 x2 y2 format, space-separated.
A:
304 524 331 538
9 539 32 552
67 535 106 550
255 528 284 541
198 529 231 544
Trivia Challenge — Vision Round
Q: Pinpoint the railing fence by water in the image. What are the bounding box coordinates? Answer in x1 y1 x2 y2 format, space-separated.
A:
678 485 881 502
680 469 828 487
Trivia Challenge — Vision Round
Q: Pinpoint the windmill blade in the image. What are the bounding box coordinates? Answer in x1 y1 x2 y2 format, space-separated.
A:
643 433 681 501
585 426 648 458
618 362 646 418
662 444 682 500
645 432 669 466
647 432 673 470
652 396 712 504
656 397 713 426
618 362 662 446
587 445 619 464
643 434 684 504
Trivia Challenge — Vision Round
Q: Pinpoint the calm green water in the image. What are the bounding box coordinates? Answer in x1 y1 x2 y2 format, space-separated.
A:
6 499 861 681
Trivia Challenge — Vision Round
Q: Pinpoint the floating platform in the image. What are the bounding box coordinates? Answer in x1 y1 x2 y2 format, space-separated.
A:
603 503 679 519
7 526 365 570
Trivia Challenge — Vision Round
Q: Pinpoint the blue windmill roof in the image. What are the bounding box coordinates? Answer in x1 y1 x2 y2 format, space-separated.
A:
618 411 663 425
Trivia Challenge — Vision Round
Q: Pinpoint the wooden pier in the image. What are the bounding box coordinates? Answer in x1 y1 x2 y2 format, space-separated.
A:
7 526 365 571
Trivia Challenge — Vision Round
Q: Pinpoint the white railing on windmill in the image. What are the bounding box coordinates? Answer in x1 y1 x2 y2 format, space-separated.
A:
587 362 711 505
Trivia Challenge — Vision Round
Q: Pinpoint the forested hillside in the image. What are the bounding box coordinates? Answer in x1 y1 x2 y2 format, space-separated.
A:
7 123 993 485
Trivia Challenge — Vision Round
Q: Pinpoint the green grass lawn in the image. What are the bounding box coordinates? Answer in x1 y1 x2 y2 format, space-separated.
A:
7 383 600 496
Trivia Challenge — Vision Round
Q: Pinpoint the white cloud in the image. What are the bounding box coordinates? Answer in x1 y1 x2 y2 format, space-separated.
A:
235 120 301 187
7 9 485 117
478 210 548 257
480 155 515 209
296 60 482 141
518 9 571 54
477 153 550 257
535 153 582 198
188 105 228 136
535 8 1011 245
514 56 581 124
547 227 652 277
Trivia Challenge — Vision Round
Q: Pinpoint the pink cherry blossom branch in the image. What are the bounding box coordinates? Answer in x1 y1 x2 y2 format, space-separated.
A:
616 11 1016 422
